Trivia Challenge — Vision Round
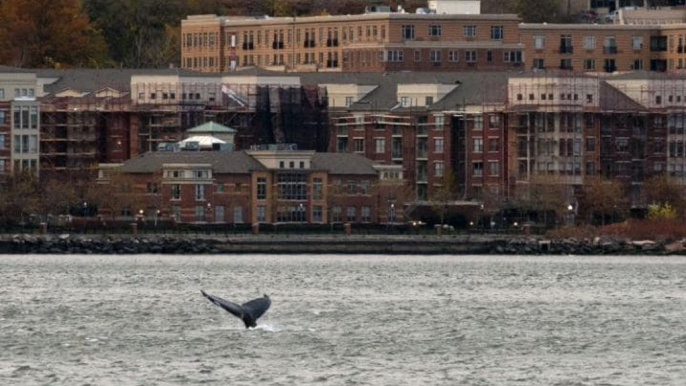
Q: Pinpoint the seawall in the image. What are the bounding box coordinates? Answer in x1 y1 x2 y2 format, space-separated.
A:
0 234 680 255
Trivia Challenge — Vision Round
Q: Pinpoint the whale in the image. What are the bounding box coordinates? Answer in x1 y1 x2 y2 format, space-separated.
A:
201 291 271 328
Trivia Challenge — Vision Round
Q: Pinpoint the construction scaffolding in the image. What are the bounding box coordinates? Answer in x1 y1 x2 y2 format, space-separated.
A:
39 80 330 182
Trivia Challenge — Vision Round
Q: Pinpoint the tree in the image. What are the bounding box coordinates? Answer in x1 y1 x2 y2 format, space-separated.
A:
580 176 629 226
0 0 110 68
512 174 570 226
39 178 79 222
641 174 686 217
429 168 457 226
510 0 565 23
0 171 41 225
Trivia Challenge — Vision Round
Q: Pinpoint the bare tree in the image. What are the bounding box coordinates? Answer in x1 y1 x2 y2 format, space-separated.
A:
429 168 457 226
0 171 41 225
580 176 629 226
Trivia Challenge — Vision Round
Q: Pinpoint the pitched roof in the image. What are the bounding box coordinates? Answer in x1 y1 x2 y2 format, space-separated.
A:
311 153 378 175
186 121 236 133
119 151 265 174
118 150 378 176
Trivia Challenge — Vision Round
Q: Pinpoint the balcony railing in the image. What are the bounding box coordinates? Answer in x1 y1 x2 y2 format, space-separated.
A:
559 45 574 54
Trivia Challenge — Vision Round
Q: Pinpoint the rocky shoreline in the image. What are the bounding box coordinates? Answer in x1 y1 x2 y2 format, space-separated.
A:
1 233 684 255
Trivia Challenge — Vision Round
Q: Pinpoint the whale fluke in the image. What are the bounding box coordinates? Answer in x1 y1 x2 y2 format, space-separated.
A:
201 290 271 328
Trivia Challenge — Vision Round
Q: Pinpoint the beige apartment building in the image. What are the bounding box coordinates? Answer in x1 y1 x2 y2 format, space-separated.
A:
181 11 525 73
181 3 686 75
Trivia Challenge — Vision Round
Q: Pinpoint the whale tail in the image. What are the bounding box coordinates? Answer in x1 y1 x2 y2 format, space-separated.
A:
201 291 271 329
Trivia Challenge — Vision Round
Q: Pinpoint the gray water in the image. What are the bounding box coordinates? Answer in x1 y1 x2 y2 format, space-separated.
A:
1 254 685 386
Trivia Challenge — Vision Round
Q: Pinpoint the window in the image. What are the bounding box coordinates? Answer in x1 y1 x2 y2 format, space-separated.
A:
313 206 323 222
425 96 434 105
473 162 483 177
631 36 643 50
353 138 364 152
171 184 181 200
346 206 356 222
233 206 243 224
217 183 225 192
584 36 595 49
332 206 342 222
504 51 522 63
434 138 444 153
474 115 483 130
632 59 643 70
491 26 503 40
0 89 4 98
360 206 370 223
488 138 500 152
195 205 205 221
0 134 4 149
463 25 476 37
195 184 205 200
465 50 477 62
401 25 415 40
414 50 421 62
533 58 545 69
147 182 159 194
347 180 356 195
533 36 545 49
257 206 266 222
430 50 441 63
345 96 354 107
257 177 267 199
375 138 385 153
313 178 323 200
488 161 500 176
435 115 444 130
449 50 459 62
584 58 596 70
473 137 483 153
435 161 444 177
387 50 403 62
0 111 4 124
428 25 441 37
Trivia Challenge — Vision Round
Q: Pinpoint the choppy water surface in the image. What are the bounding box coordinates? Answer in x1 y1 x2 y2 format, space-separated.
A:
1 254 686 385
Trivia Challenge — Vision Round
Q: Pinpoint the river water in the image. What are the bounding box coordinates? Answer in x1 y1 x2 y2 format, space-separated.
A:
1 254 685 385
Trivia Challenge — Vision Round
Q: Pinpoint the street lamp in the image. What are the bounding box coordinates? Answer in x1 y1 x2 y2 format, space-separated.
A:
567 204 575 226
390 203 396 224
83 202 88 234
154 209 160 228
206 202 212 234
298 203 305 223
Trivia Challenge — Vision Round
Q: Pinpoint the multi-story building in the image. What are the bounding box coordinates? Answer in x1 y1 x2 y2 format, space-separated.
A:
0 68 41 185
180 10 524 73
97 146 394 225
180 3 686 76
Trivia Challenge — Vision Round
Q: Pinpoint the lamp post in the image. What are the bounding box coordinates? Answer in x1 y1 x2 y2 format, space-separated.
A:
298 203 305 223
480 204 485 233
154 209 160 228
567 204 574 226
83 202 88 234
206 202 212 234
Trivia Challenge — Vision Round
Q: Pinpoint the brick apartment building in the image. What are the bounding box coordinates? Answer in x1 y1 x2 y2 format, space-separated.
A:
181 2 686 76
97 147 400 225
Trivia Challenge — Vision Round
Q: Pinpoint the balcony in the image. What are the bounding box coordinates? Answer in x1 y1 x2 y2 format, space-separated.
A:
559 45 574 54
603 46 617 54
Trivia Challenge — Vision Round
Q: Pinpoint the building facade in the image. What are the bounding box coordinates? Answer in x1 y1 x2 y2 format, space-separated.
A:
181 12 525 73
97 148 400 225
0 69 40 185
